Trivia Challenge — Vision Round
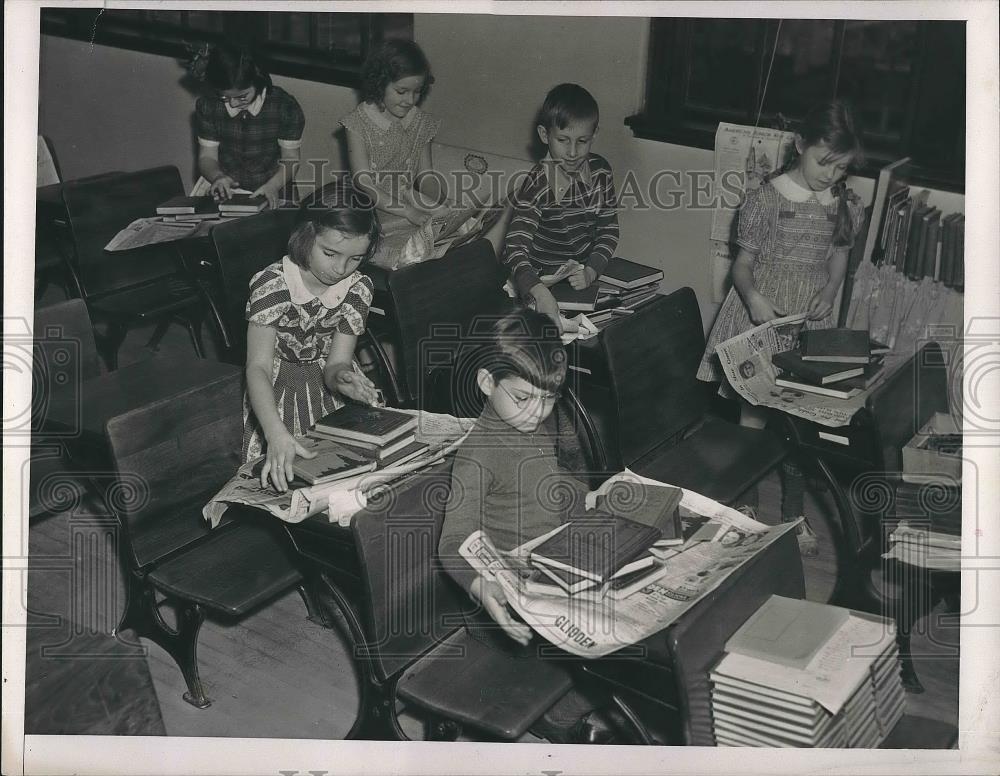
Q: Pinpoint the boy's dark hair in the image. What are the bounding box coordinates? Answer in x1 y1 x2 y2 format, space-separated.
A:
360 39 434 106
202 43 271 93
538 83 599 131
481 309 567 394
287 204 381 267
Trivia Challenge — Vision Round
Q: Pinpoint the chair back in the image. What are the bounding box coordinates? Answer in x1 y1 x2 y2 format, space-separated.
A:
62 166 186 298
600 289 708 469
104 369 243 570
387 239 509 404
211 209 297 363
351 462 472 682
866 341 949 473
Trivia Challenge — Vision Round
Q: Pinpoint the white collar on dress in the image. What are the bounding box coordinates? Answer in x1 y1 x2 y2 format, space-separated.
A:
541 152 593 199
362 100 418 130
770 173 835 205
223 87 267 118
282 255 357 309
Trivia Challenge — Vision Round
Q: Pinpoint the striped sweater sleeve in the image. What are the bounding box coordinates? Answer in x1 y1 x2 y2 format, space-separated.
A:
585 159 619 278
502 165 547 297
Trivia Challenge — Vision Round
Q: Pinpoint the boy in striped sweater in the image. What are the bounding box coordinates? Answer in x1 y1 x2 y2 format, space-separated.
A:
503 84 619 333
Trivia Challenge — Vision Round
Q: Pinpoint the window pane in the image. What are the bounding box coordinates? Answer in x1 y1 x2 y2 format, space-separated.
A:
149 10 184 27
315 14 364 57
761 20 836 119
187 11 225 33
268 12 311 47
838 20 920 141
686 19 761 114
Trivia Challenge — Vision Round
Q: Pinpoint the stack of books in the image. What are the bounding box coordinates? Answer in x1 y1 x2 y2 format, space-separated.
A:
710 596 906 748
550 258 663 322
219 194 268 217
156 195 220 221
309 404 430 470
771 328 888 399
883 480 961 571
523 482 685 599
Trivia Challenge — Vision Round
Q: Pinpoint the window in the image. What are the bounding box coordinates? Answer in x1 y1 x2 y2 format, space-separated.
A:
41 8 413 88
628 18 965 190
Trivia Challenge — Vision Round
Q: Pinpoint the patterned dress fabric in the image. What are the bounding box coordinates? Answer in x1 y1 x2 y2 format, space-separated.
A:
241 257 373 461
340 103 442 269
698 174 865 389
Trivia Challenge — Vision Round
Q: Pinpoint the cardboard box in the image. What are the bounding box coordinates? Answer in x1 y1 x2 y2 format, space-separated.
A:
902 412 962 484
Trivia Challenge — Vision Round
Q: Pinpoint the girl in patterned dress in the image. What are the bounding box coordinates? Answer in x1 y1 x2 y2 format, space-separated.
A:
192 43 305 209
698 101 866 555
244 206 381 492
340 40 503 269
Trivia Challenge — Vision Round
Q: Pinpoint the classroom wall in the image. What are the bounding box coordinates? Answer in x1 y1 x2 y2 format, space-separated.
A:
37 35 358 193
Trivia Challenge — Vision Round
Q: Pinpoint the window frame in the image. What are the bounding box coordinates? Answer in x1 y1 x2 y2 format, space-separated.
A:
40 8 413 89
627 18 965 192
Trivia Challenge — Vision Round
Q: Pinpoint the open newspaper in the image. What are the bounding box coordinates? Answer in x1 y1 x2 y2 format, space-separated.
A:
714 313 874 428
202 410 475 528
459 469 800 658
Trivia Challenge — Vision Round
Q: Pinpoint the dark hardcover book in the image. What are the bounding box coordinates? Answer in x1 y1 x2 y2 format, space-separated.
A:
550 280 600 312
599 257 664 290
799 329 871 364
938 213 956 284
314 404 417 446
894 482 961 536
828 361 885 391
878 185 910 263
530 516 662 583
772 350 866 384
334 433 417 460
532 563 599 594
292 435 377 485
595 480 684 544
376 439 432 469
156 195 216 215
919 209 942 279
953 215 965 290
903 202 933 279
219 193 268 213
869 339 891 356
891 197 913 273
866 158 910 266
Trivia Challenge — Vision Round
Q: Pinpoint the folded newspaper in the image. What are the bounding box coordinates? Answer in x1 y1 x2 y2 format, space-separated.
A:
459 469 800 658
202 409 475 528
714 313 876 428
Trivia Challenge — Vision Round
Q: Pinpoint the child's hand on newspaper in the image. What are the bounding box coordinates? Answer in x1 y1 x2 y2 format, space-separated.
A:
471 577 531 646
747 293 786 325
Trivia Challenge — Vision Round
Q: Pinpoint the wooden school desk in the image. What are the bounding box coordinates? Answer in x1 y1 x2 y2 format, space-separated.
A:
271 460 806 744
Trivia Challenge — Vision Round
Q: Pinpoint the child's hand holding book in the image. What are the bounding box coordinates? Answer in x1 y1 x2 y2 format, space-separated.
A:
260 428 317 493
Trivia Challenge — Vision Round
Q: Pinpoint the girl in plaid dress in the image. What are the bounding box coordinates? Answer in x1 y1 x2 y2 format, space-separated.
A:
192 44 305 209
698 101 866 555
243 206 381 492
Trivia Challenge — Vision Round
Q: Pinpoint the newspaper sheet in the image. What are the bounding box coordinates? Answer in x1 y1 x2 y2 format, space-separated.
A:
710 122 795 301
202 410 475 528
104 217 201 251
458 469 800 658
714 313 873 427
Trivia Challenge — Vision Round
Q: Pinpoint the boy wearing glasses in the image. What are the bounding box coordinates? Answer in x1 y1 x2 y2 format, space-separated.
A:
438 310 621 744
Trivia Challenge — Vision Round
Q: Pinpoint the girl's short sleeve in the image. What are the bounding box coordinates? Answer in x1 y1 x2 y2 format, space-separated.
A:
278 93 305 142
195 96 221 142
415 111 442 149
246 267 291 327
339 106 366 135
336 274 375 336
735 186 772 253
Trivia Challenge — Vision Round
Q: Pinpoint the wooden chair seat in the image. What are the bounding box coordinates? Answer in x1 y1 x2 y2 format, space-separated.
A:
128 496 234 572
633 417 786 506
88 276 202 319
148 520 302 617
396 627 574 741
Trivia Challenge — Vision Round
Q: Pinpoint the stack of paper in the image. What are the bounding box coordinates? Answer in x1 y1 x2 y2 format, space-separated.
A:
710 596 905 747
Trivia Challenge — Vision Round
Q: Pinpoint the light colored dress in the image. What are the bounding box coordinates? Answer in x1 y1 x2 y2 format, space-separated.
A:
698 173 865 387
241 256 374 461
340 102 464 269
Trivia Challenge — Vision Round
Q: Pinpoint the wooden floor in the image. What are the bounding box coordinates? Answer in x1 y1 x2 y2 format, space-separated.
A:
22 301 958 743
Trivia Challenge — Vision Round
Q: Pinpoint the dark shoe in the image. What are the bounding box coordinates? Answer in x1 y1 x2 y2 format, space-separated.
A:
569 707 627 745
